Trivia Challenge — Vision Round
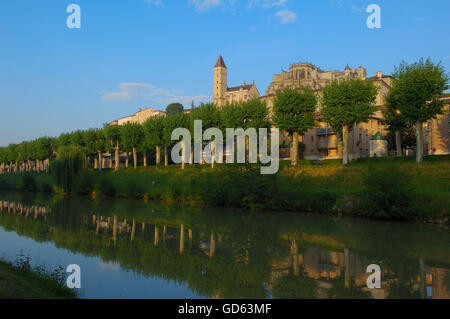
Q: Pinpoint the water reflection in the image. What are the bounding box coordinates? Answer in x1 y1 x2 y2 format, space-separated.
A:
0 191 449 299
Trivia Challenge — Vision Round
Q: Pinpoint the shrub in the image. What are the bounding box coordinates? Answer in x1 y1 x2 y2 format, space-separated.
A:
124 179 145 199
72 170 94 195
360 164 417 220
95 176 115 197
50 145 85 193
17 174 37 192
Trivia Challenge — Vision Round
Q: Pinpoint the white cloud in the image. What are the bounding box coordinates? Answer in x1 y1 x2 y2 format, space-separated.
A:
275 10 297 24
102 82 210 106
247 0 287 9
351 5 364 12
188 0 221 11
145 0 164 6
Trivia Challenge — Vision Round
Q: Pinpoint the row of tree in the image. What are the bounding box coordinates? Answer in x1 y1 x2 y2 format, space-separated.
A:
0 58 447 173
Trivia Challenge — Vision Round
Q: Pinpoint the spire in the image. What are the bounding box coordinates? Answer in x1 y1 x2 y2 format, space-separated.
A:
214 55 227 69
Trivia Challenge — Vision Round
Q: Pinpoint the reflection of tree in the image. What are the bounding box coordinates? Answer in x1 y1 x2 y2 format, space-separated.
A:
326 276 372 299
1 192 450 299
387 281 421 299
272 268 318 299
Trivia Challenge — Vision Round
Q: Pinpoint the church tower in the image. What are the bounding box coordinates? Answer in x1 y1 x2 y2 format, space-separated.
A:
213 55 227 106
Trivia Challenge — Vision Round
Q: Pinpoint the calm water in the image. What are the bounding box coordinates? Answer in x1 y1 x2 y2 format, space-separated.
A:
0 190 449 299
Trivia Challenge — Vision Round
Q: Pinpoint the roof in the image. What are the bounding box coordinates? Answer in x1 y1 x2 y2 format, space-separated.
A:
214 56 227 69
227 84 253 92
370 131 386 140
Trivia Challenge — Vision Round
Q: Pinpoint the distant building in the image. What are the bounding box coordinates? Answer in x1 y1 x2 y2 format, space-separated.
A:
425 94 450 155
109 107 165 126
213 56 260 106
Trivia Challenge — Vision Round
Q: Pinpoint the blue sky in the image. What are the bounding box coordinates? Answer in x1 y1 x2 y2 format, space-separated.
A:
0 0 449 146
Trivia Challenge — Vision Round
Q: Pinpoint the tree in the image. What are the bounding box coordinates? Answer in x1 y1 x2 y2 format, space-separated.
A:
163 113 189 168
273 87 318 166
383 105 408 157
94 129 106 171
104 125 121 171
387 58 449 163
322 79 378 165
190 103 220 167
35 137 52 172
143 116 165 167
120 122 144 170
166 103 184 116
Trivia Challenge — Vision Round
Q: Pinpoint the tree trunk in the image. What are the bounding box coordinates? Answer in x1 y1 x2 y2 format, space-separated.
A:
181 142 185 170
98 152 102 172
94 157 98 170
211 142 215 169
132 147 137 170
164 146 168 166
416 121 423 163
115 141 119 171
156 145 161 166
125 152 129 169
395 130 402 157
291 132 299 166
342 125 349 165
143 152 147 167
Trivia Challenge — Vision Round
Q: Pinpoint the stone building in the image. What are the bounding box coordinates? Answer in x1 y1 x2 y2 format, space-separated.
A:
109 107 166 126
259 61 391 160
425 94 450 155
213 56 260 106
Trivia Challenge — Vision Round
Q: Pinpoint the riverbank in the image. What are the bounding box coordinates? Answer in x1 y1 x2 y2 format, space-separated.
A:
0 155 449 222
0 258 78 299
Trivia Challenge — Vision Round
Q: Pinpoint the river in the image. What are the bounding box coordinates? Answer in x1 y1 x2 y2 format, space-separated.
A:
0 190 449 299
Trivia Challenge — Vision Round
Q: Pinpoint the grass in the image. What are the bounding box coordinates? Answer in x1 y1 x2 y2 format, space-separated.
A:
0 155 448 221
0 255 78 299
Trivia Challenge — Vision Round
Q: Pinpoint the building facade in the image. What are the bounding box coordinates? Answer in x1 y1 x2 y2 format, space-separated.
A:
213 56 260 106
109 107 166 126
259 61 392 160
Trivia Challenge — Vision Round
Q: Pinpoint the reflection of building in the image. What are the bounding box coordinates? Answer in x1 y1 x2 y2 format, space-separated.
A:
213 56 260 106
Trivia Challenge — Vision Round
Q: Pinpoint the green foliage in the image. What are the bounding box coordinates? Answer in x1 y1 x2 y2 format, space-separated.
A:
95 175 116 197
165 103 184 115
49 145 86 193
386 128 416 151
143 115 165 149
120 122 144 152
163 112 190 147
273 87 317 134
360 164 417 220
72 170 94 195
17 174 37 192
387 58 449 125
272 271 319 299
321 78 378 132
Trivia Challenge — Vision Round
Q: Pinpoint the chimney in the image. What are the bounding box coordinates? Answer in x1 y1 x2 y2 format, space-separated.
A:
375 71 382 78
243 81 246 86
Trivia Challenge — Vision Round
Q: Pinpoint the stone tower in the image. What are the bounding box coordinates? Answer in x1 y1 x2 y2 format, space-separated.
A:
213 55 227 106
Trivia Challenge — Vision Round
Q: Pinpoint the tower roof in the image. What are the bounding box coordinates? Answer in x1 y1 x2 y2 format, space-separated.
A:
214 55 227 69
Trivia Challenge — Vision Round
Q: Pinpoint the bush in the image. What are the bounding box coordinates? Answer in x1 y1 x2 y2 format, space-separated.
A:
360 164 417 220
124 178 145 199
50 146 86 193
16 174 37 192
94 176 115 197
72 170 94 195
